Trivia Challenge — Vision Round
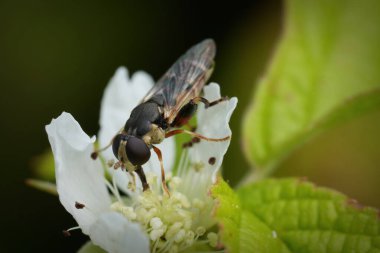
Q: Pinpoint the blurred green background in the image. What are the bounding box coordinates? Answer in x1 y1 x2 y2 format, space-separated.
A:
0 0 379 252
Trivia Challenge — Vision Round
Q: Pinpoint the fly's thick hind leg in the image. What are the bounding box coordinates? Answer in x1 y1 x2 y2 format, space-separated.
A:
152 145 170 196
135 166 149 192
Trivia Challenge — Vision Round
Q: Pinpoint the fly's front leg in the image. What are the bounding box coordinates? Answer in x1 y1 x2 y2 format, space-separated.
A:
128 172 136 191
135 166 149 192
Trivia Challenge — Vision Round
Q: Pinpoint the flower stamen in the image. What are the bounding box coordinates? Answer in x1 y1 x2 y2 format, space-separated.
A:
112 172 122 202
107 172 219 253
100 154 124 203
62 226 80 237
104 178 122 203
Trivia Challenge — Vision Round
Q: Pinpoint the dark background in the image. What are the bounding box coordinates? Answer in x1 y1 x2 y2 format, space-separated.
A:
0 0 379 252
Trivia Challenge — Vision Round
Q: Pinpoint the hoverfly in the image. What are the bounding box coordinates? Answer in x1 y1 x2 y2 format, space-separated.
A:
92 39 229 195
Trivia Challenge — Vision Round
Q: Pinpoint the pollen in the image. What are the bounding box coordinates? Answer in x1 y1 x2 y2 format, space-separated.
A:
110 172 219 253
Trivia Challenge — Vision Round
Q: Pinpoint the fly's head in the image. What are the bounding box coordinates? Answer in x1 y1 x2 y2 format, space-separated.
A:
112 133 151 170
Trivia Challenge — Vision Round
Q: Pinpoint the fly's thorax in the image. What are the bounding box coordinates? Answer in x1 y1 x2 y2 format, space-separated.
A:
124 101 162 137
142 124 165 145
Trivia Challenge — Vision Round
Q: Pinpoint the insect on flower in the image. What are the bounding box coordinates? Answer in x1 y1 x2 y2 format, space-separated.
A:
91 39 229 195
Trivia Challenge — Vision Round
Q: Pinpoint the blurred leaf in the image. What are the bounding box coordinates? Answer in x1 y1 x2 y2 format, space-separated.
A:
211 178 289 253
243 0 380 176
238 178 380 253
25 179 57 195
78 242 106 253
213 178 380 253
31 149 55 181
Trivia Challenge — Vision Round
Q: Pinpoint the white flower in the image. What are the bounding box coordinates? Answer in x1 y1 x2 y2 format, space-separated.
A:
46 67 237 253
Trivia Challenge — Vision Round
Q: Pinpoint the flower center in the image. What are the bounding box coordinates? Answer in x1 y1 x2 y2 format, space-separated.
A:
110 173 219 253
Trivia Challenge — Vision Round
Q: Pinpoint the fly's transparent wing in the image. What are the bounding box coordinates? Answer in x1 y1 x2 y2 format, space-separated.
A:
142 39 216 124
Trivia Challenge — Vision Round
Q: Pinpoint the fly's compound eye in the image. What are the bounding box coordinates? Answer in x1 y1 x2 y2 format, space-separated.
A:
112 134 128 159
125 136 151 166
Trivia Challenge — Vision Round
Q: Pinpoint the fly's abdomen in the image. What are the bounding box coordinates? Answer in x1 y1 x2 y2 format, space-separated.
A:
171 102 198 127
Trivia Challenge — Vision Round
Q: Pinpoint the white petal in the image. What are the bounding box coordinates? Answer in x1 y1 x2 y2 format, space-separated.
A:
189 83 238 182
98 67 175 192
46 112 111 234
78 241 106 253
89 212 150 253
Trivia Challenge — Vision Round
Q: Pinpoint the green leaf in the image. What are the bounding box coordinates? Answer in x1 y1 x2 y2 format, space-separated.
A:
237 178 380 253
78 242 106 253
243 0 380 175
211 179 290 253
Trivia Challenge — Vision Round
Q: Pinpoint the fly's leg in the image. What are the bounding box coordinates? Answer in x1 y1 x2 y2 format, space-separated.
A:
135 166 149 192
152 145 170 197
128 172 136 191
166 129 230 142
190 96 229 109
172 96 229 147
171 96 229 128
